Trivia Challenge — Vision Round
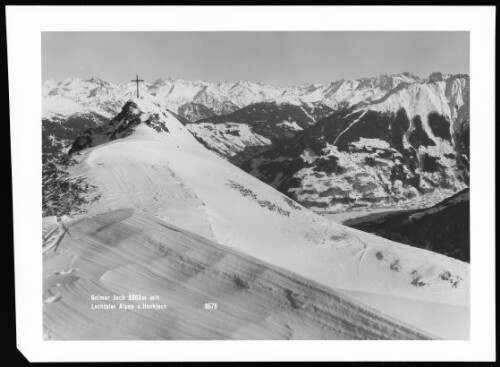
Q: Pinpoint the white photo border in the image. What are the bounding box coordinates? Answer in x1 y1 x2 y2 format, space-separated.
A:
7 5 496 362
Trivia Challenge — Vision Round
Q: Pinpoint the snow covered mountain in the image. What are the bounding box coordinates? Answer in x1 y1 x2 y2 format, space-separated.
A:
242 73 470 213
42 73 426 120
41 73 425 157
42 72 470 214
44 99 470 339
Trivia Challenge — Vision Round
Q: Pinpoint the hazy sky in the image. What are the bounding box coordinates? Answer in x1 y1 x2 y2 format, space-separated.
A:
42 32 469 86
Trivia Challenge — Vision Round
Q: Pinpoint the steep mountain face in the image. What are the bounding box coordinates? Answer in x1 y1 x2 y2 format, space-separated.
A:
53 99 469 339
242 74 470 214
344 188 470 262
187 102 333 164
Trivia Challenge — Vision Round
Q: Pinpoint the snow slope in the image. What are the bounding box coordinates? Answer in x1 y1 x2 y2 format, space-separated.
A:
54 99 470 339
43 209 433 340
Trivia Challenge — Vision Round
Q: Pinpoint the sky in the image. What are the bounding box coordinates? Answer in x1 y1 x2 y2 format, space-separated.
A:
42 32 469 86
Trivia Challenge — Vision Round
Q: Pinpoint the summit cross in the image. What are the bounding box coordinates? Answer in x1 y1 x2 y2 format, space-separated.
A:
131 74 144 98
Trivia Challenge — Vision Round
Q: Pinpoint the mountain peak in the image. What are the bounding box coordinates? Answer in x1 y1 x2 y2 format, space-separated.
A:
68 99 166 154
67 98 200 155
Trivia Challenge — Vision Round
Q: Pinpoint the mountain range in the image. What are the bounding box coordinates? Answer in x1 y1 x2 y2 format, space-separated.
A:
43 72 469 214
42 72 422 122
43 98 469 339
242 73 469 213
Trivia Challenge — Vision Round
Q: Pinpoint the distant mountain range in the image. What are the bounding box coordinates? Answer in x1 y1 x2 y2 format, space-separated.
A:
42 72 469 213
41 72 427 159
42 72 423 122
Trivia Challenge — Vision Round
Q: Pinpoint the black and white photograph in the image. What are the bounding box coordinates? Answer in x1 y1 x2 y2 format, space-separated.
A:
8 5 496 362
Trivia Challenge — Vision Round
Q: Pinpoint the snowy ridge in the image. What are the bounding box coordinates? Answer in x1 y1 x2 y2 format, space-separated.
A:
60 100 470 338
42 73 451 121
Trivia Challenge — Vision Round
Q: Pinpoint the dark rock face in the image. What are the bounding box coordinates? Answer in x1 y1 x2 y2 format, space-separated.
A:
455 118 470 184
302 102 336 122
409 116 435 148
344 189 470 262
315 155 345 174
68 101 168 154
428 112 452 141
335 110 393 151
420 153 442 173
390 109 411 152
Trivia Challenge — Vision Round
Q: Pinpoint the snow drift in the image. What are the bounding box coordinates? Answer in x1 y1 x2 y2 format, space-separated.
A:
45 99 469 339
43 208 434 340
